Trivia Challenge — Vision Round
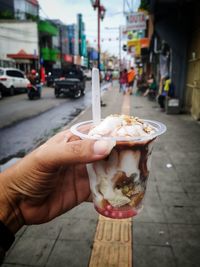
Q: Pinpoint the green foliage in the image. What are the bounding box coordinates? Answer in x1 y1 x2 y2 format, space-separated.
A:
0 10 14 19
139 0 150 11
26 13 39 22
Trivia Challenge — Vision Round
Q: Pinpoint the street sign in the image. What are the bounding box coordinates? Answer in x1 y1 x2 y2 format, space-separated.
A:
126 12 146 31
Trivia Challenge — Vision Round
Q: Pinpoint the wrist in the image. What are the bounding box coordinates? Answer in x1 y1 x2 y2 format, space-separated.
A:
0 203 21 234
0 172 24 234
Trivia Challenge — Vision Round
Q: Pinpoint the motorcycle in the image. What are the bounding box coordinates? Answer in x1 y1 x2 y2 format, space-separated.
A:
27 83 42 100
46 72 54 87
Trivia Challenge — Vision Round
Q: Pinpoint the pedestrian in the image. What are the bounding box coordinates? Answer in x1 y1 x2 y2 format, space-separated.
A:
121 69 128 95
127 67 136 95
119 71 123 92
158 76 174 110
0 129 115 264
137 72 148 95
143 74 157 100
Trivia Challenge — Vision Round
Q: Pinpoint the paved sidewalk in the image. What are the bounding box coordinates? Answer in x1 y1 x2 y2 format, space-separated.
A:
2 84 200 267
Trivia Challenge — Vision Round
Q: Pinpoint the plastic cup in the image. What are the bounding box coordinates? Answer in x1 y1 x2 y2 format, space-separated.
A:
70 119 166 219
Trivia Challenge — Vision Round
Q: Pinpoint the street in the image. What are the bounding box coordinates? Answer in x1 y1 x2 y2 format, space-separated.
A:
0 82 93 163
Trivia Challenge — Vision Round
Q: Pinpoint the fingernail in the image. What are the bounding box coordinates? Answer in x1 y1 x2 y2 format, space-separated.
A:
93 140 116 155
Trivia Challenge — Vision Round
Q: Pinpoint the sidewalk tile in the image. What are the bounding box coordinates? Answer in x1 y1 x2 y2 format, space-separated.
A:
45 240 92 267
133 245 176 267
5 237 55 266
133 222 170 246
22 218 62 240
159 191 193 207
168 224 200 246
182 182 200 193
144 190 161 206
157 181 185 193
133 205 166 223
59 218 97 241
164 206 200 224
173 244 200 267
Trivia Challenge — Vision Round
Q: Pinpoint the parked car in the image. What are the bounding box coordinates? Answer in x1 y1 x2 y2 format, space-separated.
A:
0 67 29 95
54 67 86 98
0 82 4 99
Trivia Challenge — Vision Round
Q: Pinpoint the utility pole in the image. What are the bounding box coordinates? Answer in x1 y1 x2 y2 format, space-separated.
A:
90 0 106 70
119 26 122 69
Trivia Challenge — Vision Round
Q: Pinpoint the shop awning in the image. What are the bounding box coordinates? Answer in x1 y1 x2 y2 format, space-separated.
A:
7 49 38 59
38 21 58 36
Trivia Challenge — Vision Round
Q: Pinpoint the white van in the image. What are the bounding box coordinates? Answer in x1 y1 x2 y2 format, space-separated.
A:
0 67 29 95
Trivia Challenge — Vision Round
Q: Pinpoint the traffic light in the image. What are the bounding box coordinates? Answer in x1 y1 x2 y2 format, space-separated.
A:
122 44 127 51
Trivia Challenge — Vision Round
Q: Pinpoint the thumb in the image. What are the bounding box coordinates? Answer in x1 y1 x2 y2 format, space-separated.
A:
38 138 116 167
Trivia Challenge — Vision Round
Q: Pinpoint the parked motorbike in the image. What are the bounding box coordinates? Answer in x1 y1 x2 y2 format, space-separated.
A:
27 83 42 100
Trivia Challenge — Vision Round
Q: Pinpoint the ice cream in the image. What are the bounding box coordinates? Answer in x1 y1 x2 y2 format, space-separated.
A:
88 114 156 138
70 114 166 219
86 115 157 218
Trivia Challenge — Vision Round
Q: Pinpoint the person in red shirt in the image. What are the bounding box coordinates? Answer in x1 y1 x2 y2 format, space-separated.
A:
120 69 128 95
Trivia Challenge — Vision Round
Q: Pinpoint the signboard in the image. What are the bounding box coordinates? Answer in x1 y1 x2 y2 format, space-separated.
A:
127 40 141 56
140 38 150 48
64 54 73 63
126 12 146 31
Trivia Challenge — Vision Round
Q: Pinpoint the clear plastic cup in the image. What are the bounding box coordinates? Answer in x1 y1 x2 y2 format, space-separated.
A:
70 119 166 219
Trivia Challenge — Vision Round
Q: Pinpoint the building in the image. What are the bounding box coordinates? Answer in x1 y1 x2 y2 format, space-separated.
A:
148 0 200 119
50 20 75 68
0 20 39 72
0 4 90 74
185 1 200 120
0 0 39 21
38 20 59 73
73 14 88 68
0 0 39 70
66 24 76 56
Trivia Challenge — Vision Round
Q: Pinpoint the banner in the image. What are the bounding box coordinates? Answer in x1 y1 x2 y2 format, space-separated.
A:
126 12 146 31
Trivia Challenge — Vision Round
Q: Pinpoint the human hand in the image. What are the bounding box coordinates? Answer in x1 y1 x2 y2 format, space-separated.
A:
0 129 115 233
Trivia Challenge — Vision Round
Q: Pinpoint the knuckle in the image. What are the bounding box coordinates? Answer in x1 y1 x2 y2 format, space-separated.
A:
71 143 83 155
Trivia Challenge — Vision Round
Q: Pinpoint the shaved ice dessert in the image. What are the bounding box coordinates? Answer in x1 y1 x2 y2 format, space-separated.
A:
70 114 166 219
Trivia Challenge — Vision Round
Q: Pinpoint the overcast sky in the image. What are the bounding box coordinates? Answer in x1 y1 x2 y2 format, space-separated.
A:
38 0 140 56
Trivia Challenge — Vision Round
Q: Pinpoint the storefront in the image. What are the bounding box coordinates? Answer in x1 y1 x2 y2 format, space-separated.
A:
149 0 194 110
185 2 200 120
7 49 38 73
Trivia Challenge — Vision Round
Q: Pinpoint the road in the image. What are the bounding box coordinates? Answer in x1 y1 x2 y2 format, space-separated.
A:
0 82 93 163
0 82 92 128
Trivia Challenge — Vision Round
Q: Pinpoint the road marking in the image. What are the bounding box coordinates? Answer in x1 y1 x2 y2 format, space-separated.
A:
121 93 131 115
89 93 132 267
